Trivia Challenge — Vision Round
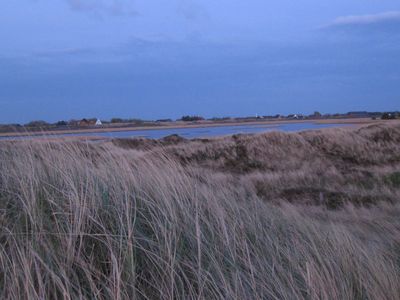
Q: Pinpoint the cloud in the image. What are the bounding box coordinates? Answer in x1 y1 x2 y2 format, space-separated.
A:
65 0 137 16
320 11 400 42
326 11 400 28
177 0 208 21
32 47 97 61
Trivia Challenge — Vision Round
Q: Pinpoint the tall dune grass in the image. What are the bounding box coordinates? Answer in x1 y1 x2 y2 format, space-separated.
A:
1 123 400 299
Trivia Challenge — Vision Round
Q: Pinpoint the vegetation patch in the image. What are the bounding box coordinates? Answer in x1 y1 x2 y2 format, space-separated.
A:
1 123 400 299
385 171 400 188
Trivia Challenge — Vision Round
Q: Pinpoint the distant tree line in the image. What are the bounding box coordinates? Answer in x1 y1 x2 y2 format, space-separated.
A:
26 120 50 127
208 117 232 121
16 117 148 128
180 115 205 122
1 111 399 134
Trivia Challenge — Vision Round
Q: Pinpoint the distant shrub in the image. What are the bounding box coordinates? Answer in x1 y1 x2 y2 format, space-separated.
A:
208 117 231 121
25 120 50 127
180 115 204 122
313 111 322 118
382 113 396 120
127 118 145 124
55 120 68 126
111 118 124 123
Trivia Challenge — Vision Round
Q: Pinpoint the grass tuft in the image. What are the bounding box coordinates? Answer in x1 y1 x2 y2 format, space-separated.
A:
1 123 400 299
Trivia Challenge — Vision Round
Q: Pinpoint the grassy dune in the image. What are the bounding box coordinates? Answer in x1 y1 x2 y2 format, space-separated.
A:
1 123 400 299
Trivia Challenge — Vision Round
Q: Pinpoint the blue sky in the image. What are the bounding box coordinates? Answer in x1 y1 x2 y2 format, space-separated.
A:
1 0 400 123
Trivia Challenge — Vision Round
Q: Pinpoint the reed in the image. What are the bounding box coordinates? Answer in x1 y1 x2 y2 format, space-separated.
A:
1 122 400 299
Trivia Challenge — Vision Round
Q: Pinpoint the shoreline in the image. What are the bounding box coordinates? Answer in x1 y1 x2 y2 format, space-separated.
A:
0 118 383 139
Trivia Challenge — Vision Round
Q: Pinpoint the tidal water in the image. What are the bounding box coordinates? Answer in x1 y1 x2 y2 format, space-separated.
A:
0 122 350 141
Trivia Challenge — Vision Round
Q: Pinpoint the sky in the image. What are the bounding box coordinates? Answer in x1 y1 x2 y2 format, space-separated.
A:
1 0 400 123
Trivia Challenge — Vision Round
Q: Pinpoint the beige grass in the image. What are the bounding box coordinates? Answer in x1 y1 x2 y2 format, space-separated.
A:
1 123 400 299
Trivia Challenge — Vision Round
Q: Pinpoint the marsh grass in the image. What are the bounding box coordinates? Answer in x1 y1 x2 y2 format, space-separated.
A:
1 123 400 299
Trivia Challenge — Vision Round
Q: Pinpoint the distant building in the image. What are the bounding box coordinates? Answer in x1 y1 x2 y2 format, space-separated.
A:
77 118 102 126
79 119 90 126
67 119 79 126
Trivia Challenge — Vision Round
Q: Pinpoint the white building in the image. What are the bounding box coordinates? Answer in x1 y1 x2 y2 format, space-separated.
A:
95 119 102 126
